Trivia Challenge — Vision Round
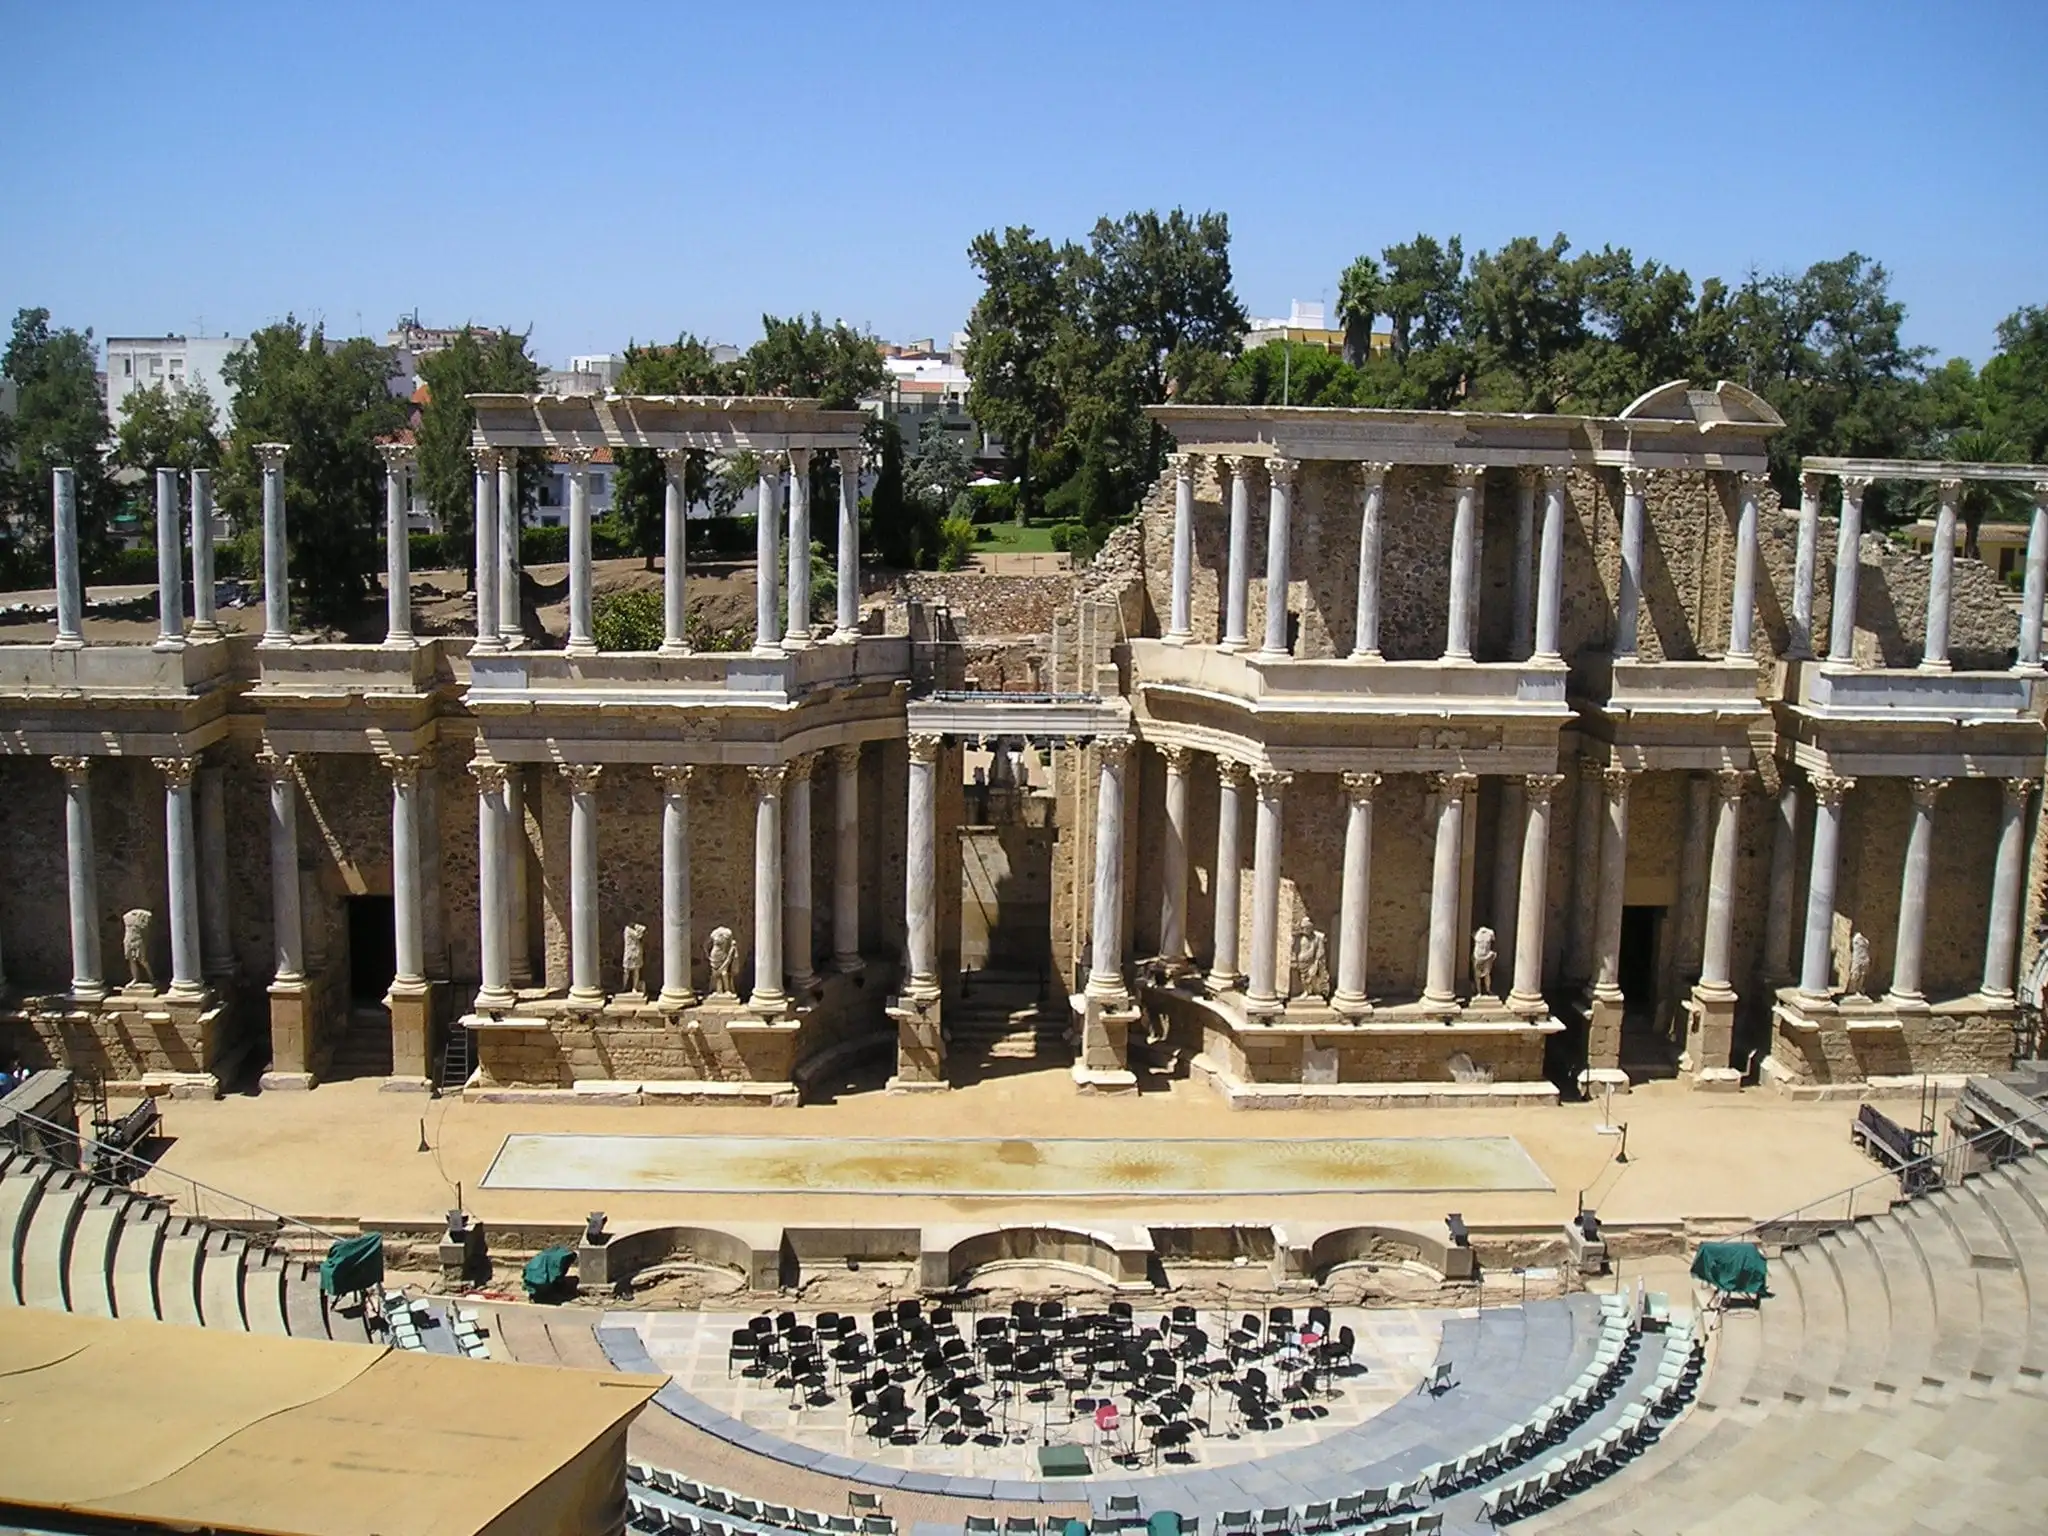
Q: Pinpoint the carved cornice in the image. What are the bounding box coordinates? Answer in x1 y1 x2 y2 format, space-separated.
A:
907 733 945 765
1342 770 1382 804
1909 776 1951 809
51 754 92 785
1810 771 1855 809
1524 772 1566 804
559 762 604 793
152 755 198 790
652 763 694 792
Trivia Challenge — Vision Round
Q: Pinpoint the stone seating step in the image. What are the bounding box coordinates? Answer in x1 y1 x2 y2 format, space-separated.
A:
281 1269 330 1339
1861 1213 1941 1400
1735 1238 1808 1410
0 1156 56 1306
242 1249 290 1336
1775 1244 1847 1406
1958 1173 2048 1376
155 1223 207 1328
196 1229 248 1330
19 1174 85 1311
1822 1223 1895 1398
62 1188 127 1318
108 1201 167 1321
1895 1198 1989 1393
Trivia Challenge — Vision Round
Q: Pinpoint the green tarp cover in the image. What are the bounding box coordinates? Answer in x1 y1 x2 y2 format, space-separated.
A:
1149 1514 1186 1536
1692 1240 1769 1295
318 1232 384 1297
522 1245 575 1297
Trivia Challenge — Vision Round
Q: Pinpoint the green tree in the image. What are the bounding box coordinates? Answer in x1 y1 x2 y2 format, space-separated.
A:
1335 254 1384 367
218 319 407 627
864 418 927 568
742 314 885 408
962 226 1070 518
113 381 222 476
1380 234 1466 361
0 308 115 581
611 334 740 567
413 327 543 566
1979 305 2048 461
908 416 974 511
1906 428 2029 559
592 585 664 651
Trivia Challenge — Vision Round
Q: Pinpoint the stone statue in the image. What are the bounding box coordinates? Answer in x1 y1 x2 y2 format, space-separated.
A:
1472 926 1498 1000
1290 916 1330 1002
620 922 648 999
1844 930 1872 998
121 909 154 988
706 926 738 998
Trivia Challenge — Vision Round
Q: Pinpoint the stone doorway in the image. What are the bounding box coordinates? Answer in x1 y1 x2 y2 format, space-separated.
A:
330 895 396 1080
1618 905 1678 1077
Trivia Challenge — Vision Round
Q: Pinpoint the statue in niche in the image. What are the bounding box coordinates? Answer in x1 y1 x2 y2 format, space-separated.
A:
706 926 738 998
1843 931 1872 999
620 923 648 1000
1290 916 1330 1003
121 909 154 988
1472 926 1498 1000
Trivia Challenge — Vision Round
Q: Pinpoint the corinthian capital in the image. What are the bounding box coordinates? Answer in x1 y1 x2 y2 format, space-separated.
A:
1599 764 1637 799
559 762 604 793
1251 766 1291 800
746 763 787 793
1810 771 1855 809
1524 771 1566 805
1266 457 1299 492
152 755 197 790
1342 770 1382 804
376 441 416 469
1619 466 1651 497
1095 734 1133 770
253 442 289 469
51 754 93 785
652 763 694 793
383 753 423 787
467 757 507 794
1909 776 1951 809
907 733 944 765
1452 464 1488 490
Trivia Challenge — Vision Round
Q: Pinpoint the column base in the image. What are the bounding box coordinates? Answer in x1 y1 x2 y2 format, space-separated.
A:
70 983 108 1005
657 987 698 1010
1216 637 1246 654
565 986 605 1011
1070 990 1139 1087
385 978 435 1083
1244 991 1284 1018
267 978 314 1087
562 640 596 657
751 643 783 659
189 622 223 641
833 952 865 975
1204 967 1242 997
152 636 186 655
1348 648 1384 663
1162 630 1191 646
657 640 691 656
473 984 517 1014
886 990 946 1088
1584 986 1624 1070
381 633 418 650
50 636 84 652
1506 987 1547 1017
1681 982 1738 1079
1330 991 1372 1019
746 989 790 1018
781 632 813 651
258 1070 315 1091
1918 657 1952 674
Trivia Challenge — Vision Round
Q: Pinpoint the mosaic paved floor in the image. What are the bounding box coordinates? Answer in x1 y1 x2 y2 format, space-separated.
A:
612 1304 1445 1481
482 1134 1551 1196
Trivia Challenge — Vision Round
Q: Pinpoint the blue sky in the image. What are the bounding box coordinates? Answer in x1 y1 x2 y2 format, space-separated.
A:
2 1 2041 368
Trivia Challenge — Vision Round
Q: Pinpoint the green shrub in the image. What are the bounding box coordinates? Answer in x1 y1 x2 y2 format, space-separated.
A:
94 545 161 583
216 529 260 579
522 525 570 565
406 531 455 570
965 481 1020 523
936 513 977 571
591 586 664 651
1048 521 1101 562
689 515 754 556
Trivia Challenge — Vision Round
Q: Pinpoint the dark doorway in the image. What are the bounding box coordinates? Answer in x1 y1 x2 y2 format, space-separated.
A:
347 896 396 1003
1618 905 1678 1077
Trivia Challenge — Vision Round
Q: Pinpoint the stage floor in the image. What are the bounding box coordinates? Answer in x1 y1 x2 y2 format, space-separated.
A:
481 1133 1553 1197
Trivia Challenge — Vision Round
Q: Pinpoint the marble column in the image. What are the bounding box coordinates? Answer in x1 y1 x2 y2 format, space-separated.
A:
1245 767 1290 1009
1827 475 1869 663
154 467 184 650
784 752 818 993
1761 782 1800 986
1351 463 1390 660
155 756 202 997
830 744 863 971
1918 478 1963 671
1729 472 1762 659
1508 774 1565 1010
1424 772 1475 1003
1886 777 1948 1003
835 448 862 639
563 451 594 655
1614 467 1648 660
259 749 305 987
1798 772 1855 996
904 736 941 1000
784 448 812 648
387 754 424 988
755 452 784 654
379 444 414 646
1166 454 1194 643
189 468 219 638
54 756 102 999
1534 468 1567 661
1791 471 1821 658
506 769 532 989
1490 778 1526 992
1512 468 1538 659
1221 457 1252 650
497 454 520 642
1565 760 1603 984
1085 735 1134 1001
654 766 695 1006
471 760 513 1010
1444 466 1484 660
562 763 603 1005
1260 459 1297 658
1983 778 2033 999
51 467 84 649
1206 760 1248 993
473 449 503 653
1698 769 1748 991
1158 746 1192 967
1591 767 1636 1000
197 759 231 981
748 763 788 1012
1332 771 1380 1013
258 443 291 644
2021 482 2048 671
660 451 690 654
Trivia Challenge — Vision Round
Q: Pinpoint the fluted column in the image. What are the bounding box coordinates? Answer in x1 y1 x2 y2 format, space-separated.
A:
198 759 231 981
1352 463 1390 660
1698 769 1749 991
1158 745 1191 966
54 756 102 999
784 752 818 992
1918 478 1964 671
1221 457 1252 650
1260 459 1297 657
1085 735 1134 1001
387 755 424 987
497 454 520 642
748 763 788 1012
835 448 862 639
1791 471 1821 658
1798 772 1855 996
1983 778 2033 999
1424 772 1476 1003
1535 468 1567 661
1592 766 1636 999
755 451 784 654
784 448 812 648
904 736 940 1000
1508 774 1564 1010
830 744 863 971
189 467 219 638
1332 771 1380 1013
470 760 513 1010
1886 777 1948 1003
1511 468 1537 658
1245 767 1290 1009
564 450 595 655
2021 482 2048 671
646 765 695 1006
1207 760 1248 993
379 443 415 646
1729 472 1762 659
1827 475 1868 663
507 768 532 988
1444 466 1485 660
1615 467 1648 659
153 467 184 650
472 449 503 653
660 450 690 654
154 756 202 997
257 444 291 644
562 763 603 1004
1166 454 1194 643
51 467 84 649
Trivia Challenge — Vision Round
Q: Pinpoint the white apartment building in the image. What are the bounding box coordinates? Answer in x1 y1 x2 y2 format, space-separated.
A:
102 335 245 427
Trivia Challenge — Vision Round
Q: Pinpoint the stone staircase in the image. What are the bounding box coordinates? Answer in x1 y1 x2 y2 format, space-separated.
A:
947 971 1071 1071
328 1004 395 1079
1517 1151 2048 1534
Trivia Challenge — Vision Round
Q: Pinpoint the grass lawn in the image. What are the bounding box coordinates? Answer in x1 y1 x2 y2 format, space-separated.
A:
972 520 1061 553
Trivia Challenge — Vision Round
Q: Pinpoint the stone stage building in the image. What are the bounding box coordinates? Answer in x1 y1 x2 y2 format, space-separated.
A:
0 385 2043 1106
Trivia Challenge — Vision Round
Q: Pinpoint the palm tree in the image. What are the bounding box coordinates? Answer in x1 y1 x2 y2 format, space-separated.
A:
1336 255 1384 369
1908 428 2028 560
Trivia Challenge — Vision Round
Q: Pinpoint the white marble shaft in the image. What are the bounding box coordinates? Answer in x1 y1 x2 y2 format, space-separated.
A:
198 762 230 978
563 764 603 1002
1510 774 1563 1006
54 757 102 997
564 456 594 655
1729 474 1761 659
1352 465 1389 660
1260 460 1296 657
1983 779 2032 998
1698 770 1747 990
1159 746 1191 963
1614 469 1647 660
389 757 425 986
1086 736 1133 1000
260 750 304 985
785 448 813 648
1762 783 1800 983
189 468 219 637
1246 769 1288 1006
380 445 414 645
755 453 783 654
2019 486 2048 670
507 769 532 987
472 761 512 1008
661 453 690 654
831 744 862 971
1888 777 1947 1002
51 468 84 649
473 453 503 652
1490 780 1525 989
749 764 788 1011
784 754 817 989
1166 455 1194 642
497 456 520 640
1206 761 1248 991
1534 469 1567 660
1798 773 1853 996
1592 768 1634 995
1444 468 1484 660
835 449 862 639
157 757 202 995
1333 771 1379 1010
904 737 940 997
1221 458 1252 650
154 467 184 649
1827 476 1868 663
1424 772 1474 1002
258 445 290 644
655 766 695 1005
1922 479 1959 670
1791 473 1821 659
